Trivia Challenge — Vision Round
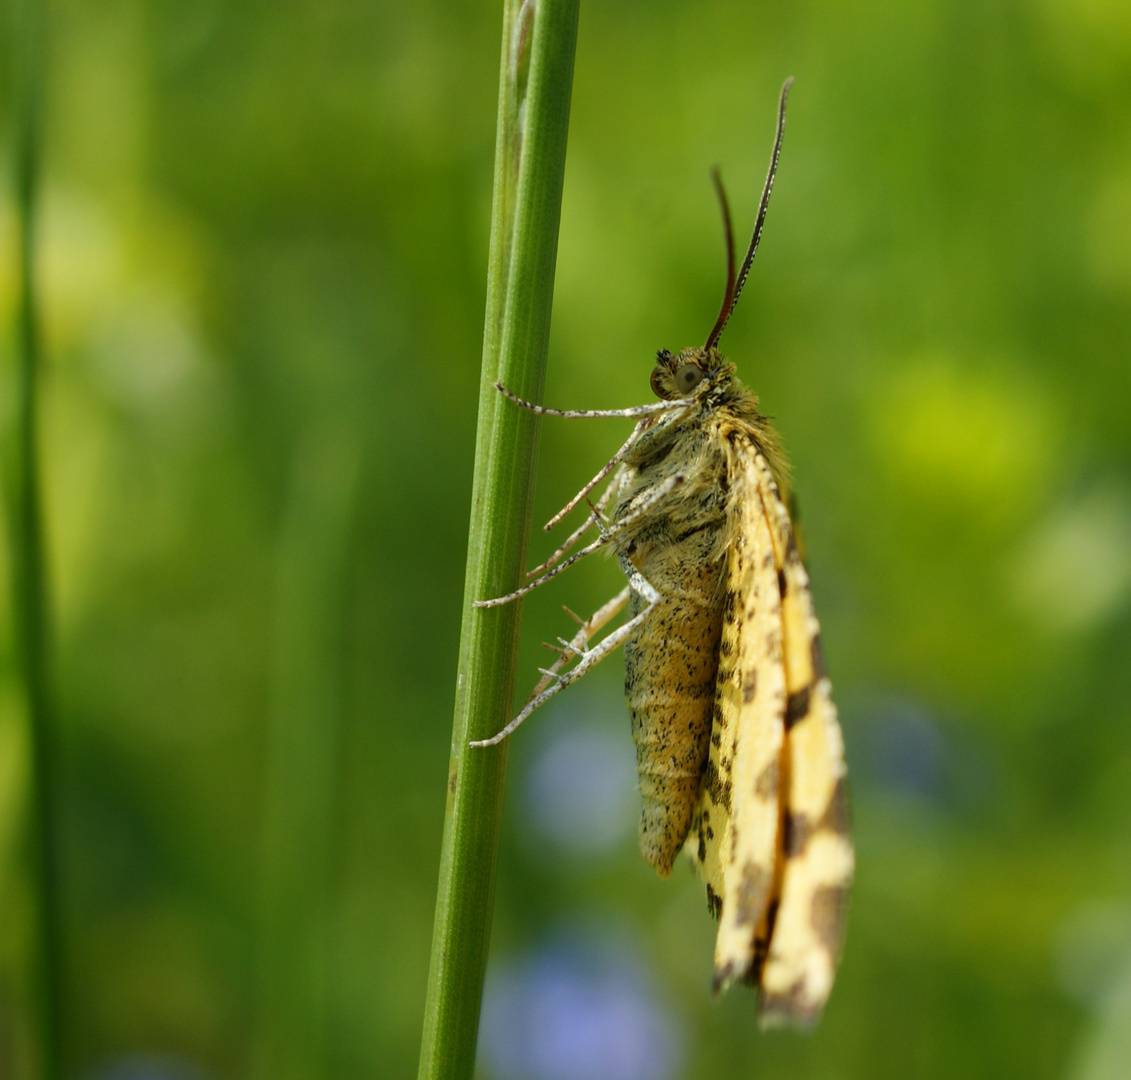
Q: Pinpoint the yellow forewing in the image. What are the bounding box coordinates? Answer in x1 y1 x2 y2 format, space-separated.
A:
753 453 853 1027
692 449 787 991
689 443 852 1025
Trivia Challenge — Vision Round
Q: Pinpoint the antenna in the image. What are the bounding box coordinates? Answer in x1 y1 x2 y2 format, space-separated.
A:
703 167 737 353
704 76 793 351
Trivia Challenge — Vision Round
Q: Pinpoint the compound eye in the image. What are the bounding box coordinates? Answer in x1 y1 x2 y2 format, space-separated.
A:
674 363 704 394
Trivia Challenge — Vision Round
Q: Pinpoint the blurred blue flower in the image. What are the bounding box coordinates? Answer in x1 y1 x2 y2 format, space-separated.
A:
871 700 946 799
522 696 638 857
854 697 948 802
479 930 684 1080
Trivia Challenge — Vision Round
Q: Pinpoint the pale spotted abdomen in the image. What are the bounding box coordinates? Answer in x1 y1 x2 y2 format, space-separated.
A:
622 520 725 876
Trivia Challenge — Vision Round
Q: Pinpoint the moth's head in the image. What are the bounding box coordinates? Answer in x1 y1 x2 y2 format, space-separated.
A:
649 346 721 400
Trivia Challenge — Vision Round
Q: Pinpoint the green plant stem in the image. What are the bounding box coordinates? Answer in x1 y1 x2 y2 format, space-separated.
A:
9 0 62 1077
416 2 579 1078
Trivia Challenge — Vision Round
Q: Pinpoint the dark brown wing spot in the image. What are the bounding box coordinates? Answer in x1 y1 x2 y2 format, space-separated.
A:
754 759 779 799
742 667 758 703
777 568 787 597
702 760 732 811
782 777 850 858
783 811 813 858
706 883 723 920
746 899 779 987
764 896 780 938
815 775 850 837
751 922 772 974
785 684 813 728
734 861 772 927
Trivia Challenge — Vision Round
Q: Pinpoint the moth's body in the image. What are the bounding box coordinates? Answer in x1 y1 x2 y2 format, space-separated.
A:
613 348 787 877
473 78 853 1027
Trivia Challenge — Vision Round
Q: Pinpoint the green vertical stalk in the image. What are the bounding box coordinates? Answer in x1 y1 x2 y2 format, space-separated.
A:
416 2 579 1079
8 0 62 1077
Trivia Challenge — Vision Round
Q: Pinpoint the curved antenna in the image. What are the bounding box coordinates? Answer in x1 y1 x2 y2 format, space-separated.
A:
704 76 793 351
703 167 737 352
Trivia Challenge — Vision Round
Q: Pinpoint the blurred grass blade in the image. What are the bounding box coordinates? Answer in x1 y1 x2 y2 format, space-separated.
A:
7 0 62 1076
252 422 362 1080
417 2 580 1078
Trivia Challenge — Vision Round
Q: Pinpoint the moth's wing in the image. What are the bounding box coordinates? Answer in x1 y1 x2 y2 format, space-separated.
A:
690 446 787 991
753 453 854 1028
687 552 742 910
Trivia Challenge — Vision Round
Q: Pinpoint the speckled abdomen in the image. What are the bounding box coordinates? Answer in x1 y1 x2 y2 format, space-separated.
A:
623 523 725 876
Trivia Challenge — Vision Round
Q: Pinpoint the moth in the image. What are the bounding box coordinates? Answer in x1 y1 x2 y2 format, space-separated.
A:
473 78 853 1028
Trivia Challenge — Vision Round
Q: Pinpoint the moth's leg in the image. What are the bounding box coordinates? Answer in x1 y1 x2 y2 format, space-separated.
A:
592 464 628 516
475 532 613 609
527 586 631 702
526 466 628 579
542 420 649 532
598 471 682 533
495 382 698 420
606 469 690 534
470 558 661 747
469 588 631 748
476 473 682 608
525 518 592 581
558 555 660 668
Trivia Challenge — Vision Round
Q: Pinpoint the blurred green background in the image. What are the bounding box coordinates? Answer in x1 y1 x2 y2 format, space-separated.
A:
2 1 1131 1078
